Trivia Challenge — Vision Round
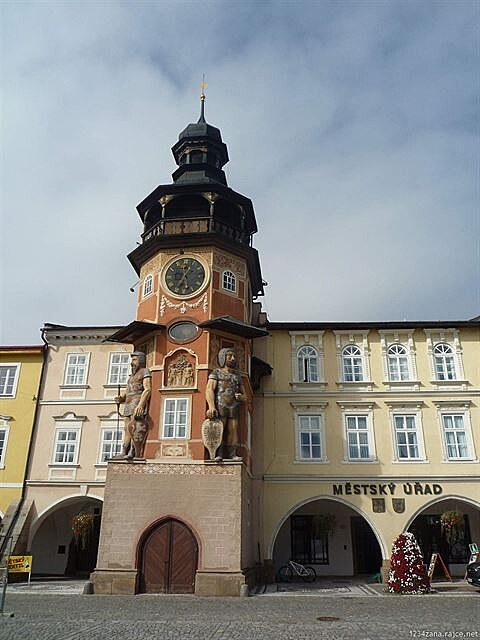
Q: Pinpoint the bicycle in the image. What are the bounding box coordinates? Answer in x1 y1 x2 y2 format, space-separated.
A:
278 560 316 583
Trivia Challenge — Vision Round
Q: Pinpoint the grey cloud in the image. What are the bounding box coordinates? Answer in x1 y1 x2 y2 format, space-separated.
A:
1 0 478 343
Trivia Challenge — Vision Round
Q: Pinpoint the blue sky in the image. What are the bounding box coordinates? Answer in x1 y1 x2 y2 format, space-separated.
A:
1 0 478 344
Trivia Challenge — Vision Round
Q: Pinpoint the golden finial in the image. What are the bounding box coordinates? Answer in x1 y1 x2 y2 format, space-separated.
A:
199 74 207 122
200 74 207 102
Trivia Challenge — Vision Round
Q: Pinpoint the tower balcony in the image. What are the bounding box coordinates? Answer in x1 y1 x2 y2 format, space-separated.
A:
141 216 251 246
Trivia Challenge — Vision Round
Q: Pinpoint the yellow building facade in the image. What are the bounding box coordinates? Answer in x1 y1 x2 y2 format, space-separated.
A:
17 324 132 576
253 322 480 579
0 346 44 520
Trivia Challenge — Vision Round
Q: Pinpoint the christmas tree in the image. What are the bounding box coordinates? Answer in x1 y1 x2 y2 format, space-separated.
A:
387 531 430 594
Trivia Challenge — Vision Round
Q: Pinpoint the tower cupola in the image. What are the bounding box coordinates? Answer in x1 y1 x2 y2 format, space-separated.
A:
171 92 229 186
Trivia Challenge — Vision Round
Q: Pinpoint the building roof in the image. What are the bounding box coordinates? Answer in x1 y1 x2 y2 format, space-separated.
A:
267 319 480 331
199 316 268 339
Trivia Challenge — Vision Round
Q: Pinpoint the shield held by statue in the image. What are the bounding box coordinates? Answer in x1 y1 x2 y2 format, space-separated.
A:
201 418 224 461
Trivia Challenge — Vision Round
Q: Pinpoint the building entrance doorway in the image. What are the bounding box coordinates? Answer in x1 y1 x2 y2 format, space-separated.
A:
138 518 198 594
351 516 382 574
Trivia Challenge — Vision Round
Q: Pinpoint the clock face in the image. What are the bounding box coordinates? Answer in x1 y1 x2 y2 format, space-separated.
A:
164 257 206 297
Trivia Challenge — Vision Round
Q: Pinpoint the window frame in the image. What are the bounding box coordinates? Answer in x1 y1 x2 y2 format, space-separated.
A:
296 414 324 461
162 397 190 439
387 344 410 381
52 424 82 465
289 332 325 388
439 412 475 461
63 353 90 387
0 419 11 468
433 343 457 381
342 345 364 382
221 270 237 293
0 363 20 398
98 422 123 463
143 273 154 298
296 345 319 383
107 352 131 386
391 412 426 462
339 404 376 463
292 403 328 463
291 515 329 565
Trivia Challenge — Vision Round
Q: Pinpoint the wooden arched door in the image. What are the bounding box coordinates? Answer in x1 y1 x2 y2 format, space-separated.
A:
139 519 198 594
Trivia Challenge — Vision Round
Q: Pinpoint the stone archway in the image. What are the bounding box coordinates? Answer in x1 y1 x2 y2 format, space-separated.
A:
137 518 198 594
407 496 480 578
30 496 102 577
272 497 384 578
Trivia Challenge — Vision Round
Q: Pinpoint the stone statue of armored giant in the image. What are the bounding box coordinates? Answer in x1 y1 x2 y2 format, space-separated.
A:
205 347 246 461
114 352 151 459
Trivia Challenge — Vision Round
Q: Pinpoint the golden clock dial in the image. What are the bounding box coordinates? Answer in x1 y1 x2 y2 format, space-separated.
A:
165 258 206 296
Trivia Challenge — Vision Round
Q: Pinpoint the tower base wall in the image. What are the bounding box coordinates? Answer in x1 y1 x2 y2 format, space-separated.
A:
91 459 253 596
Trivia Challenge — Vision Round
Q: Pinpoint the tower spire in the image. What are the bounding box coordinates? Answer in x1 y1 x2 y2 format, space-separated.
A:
198 74 207 123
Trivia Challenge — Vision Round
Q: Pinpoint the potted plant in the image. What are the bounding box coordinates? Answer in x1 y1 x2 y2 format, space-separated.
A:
312 513 336 538
72 511 95 550
440 510 464 544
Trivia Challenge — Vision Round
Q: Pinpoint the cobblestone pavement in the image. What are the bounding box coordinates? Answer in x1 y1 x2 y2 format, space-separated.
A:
0 592 479 640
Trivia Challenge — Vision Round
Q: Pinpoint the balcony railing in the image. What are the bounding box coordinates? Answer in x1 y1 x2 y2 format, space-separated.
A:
142 217 251 245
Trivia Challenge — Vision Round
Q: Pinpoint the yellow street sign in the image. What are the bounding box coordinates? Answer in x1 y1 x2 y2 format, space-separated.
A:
7 556 32 573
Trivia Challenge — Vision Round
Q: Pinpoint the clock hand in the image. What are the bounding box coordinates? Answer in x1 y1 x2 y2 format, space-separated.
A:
178 265 191 287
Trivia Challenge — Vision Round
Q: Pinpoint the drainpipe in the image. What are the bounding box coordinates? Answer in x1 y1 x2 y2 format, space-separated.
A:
0 329 48 558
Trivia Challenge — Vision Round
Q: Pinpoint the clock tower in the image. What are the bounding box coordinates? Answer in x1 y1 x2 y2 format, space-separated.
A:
92 94 268 596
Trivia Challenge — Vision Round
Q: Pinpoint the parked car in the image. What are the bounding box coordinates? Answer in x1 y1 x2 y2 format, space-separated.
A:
466 560 480 587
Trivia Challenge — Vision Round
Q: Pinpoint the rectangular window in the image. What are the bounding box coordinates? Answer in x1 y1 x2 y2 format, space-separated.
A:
107 353 130 385
0 365 19 397
298 415 322 459
346 415 371 460
394 415 420 460
343 358 363 382
162 398 188 438
53 429 80 464
442 414 470 459
0 427 9 466
64 354 88 386
388 357 409 381
99 428 123 462
291 515 329 564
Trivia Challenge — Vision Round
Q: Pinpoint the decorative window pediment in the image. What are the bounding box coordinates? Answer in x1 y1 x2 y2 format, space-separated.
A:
424 329 466 389
334 331 372 390
289 332 325 388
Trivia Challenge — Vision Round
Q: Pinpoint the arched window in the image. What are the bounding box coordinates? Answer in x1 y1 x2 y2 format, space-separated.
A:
434 343 456 380
143 274 153 298
342 345 363 382
222 270 236 293
387 344 409 381
297 346 318 382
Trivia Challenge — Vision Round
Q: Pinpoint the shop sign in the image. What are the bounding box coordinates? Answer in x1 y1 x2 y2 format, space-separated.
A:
332 482 443 497
7 556 32 574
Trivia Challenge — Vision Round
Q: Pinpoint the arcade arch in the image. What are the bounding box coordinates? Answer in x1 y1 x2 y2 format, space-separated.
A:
271 497 385 578
29 495 103 577
407 496 480 577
